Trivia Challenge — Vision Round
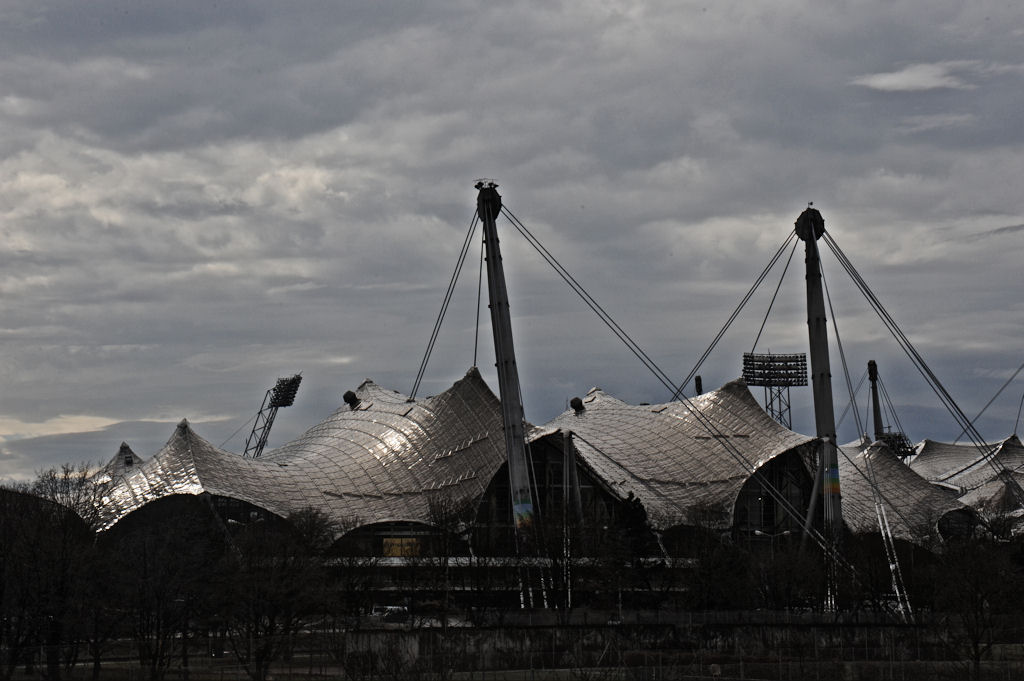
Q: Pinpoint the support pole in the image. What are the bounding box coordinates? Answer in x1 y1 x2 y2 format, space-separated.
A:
795 206 844 556
563 430 584 527
562 430 575 610
477 181 537 549
868 360 885 442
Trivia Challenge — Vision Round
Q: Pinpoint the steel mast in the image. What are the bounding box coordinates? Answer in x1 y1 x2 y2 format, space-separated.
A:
477 181 537 548
868 360 885 442
795 206 844 546
867 359 914 458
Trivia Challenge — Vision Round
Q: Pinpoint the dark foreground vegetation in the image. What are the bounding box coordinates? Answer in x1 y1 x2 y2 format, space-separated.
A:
3 465 1024 681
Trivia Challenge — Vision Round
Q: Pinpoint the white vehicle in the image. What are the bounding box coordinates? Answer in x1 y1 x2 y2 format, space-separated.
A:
370 605 409 623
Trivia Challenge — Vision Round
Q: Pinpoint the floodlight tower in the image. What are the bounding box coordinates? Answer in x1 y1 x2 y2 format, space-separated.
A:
476 180 537 548
244 374 302 458
742 352 808 429
795 205 844 544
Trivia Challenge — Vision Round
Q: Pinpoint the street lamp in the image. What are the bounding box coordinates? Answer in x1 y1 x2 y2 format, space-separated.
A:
753 529 792 559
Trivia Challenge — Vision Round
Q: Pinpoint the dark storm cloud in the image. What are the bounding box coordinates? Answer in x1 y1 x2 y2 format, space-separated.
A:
1 1 1022 480
0 2 466 153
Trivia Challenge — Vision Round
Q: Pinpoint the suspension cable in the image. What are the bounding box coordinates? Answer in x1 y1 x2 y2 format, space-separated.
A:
836 370 867 431
668 399 858 576
572 417 855 578
473 236 485 367
487 205 836 560
410 212 480 400
952 361 1024 444
218 412 258 449
821 233 1023 500
497 205 848 568
490 208 893 599
878 375 909 440
821 254 864 439
676 231 799 400
864 451 914 623
751 238 799 353
863 399 872 440
650 382 857 575
671 358 922 550
833 441 926 554
822 233 978 443
501 205 683 397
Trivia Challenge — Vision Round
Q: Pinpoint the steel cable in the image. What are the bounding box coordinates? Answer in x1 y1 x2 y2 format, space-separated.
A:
821 233 1020 498
952 361 1024 444
473 237 485 367
751 238 799 353
218 412 258 449
675 231 799 400
836 370 867 431
493 207 879 599
497 206 836 552
501 205 683 397
878 375 909 441
821 254 864 439
411 212 480 400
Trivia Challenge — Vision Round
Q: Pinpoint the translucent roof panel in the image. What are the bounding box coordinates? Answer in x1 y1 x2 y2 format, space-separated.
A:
538 378 816 530
911 435 1024 492
96 419 300 530
97 368 509 533
262 367 508 527
838 441 968 542
91 442 145 486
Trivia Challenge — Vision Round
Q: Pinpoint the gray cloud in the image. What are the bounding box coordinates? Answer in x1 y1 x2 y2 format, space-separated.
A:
852 62 978 92
1 0 1022 481
962 223 1024 241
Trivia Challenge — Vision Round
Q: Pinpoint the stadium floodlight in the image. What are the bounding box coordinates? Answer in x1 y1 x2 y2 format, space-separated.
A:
742 353 808 387
244 374 303 458
742 353 807 429
269 374 303 408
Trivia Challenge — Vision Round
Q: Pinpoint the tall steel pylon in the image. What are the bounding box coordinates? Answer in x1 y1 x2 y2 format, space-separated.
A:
868 360 914 458
477 182 538 547
795 205 844 607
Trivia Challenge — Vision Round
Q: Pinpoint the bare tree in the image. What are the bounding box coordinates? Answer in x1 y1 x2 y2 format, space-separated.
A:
424 492 475 625
22 465 100 680
222 507 336 681
328 515 380 626
0 484 44 680
108 495 227 681
928 533 1023 681
751 539 824 610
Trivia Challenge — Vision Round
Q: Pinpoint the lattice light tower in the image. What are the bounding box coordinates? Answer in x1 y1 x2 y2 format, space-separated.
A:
742 352 808 429
244 374 302 458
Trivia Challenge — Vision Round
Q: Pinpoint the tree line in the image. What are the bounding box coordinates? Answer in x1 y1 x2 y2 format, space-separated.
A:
1 465 340 681
3 465 1024 681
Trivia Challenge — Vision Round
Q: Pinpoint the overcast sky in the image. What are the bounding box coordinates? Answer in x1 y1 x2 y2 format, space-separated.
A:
1 1 1022 481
